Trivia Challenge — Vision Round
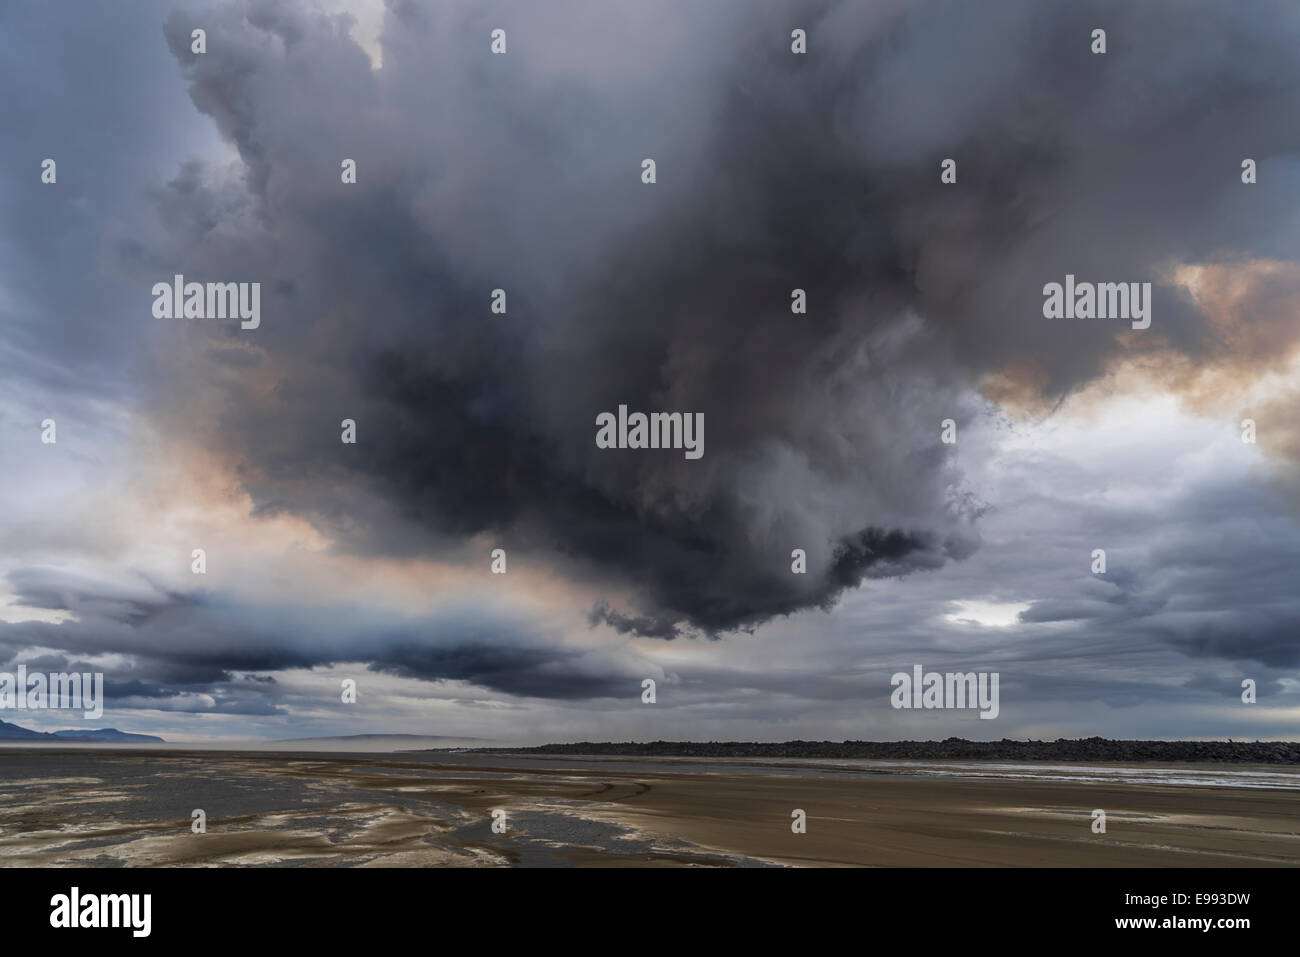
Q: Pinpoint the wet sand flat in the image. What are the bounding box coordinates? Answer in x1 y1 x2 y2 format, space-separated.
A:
0 748 1295 867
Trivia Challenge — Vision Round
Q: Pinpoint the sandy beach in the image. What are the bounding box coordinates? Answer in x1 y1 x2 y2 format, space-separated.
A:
0 748 1295 867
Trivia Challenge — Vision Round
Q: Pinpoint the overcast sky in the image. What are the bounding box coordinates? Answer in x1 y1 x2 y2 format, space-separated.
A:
1 0 1298 743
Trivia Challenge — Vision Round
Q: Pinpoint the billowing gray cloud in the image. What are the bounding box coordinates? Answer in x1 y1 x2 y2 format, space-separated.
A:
111 0 1299 638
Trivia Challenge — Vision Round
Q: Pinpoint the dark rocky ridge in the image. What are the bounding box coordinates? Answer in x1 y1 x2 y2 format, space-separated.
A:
455 737 1300 764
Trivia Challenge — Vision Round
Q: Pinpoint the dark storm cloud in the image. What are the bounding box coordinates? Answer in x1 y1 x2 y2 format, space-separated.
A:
368 644 630 699
115 0 1300 638
0 567 644 705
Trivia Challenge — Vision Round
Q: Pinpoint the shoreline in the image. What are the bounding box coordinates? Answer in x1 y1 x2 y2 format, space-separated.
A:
441 737 1300 764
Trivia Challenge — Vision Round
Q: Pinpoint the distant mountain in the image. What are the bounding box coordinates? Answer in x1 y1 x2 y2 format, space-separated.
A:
269 732 493 752
0 720 43 739
50 727 166 743
0 718 163 743
272 733 491 744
